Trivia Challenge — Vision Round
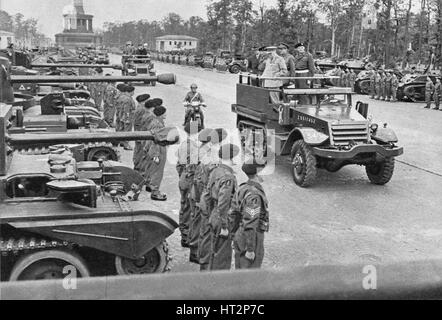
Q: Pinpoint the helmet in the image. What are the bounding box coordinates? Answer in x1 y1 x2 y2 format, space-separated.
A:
190 83 198 89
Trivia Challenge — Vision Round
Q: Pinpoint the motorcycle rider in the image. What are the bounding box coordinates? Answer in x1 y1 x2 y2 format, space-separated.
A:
183 83 205 126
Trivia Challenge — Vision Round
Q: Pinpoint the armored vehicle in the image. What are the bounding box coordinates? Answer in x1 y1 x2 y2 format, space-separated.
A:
0 104 180 281
232 75 404 187
396 73 441 102
121 55 156 85
228 54 248 74
354 70 403 95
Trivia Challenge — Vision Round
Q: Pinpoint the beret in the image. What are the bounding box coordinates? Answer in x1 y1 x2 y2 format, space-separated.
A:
154 106 167 116
279 42 290 49
95 67 103 73
144 99 156 109
294 42 305 48
136 94 151 103
116 83 126 91
210 128 228 144
151 98 163 107
126 85 135 93
218 144 240 160
242 163 261 176
184 122 203 135
198 128 215 143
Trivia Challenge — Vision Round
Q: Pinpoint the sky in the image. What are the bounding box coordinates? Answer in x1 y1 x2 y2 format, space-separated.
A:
2 0 277 38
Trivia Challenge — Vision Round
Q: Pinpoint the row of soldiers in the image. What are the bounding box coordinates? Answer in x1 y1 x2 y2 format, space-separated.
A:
330 67 357 91
176 124 269 271
368 69 400 102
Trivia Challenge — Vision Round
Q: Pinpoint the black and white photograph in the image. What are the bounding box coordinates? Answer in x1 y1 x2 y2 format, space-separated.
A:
0 0 442 304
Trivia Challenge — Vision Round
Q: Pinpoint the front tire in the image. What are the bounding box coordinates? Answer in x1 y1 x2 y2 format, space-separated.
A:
230 64 241 74
365 157 395 185
290 140 317 187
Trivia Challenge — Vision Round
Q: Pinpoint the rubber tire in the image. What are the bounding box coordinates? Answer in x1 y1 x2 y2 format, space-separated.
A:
230 65 241 74
365 157 395 185
9 249 90 281
115 242 169 275
290 140 317 187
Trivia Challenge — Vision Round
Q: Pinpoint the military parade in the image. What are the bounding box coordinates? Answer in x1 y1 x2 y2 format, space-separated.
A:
1 0 442 303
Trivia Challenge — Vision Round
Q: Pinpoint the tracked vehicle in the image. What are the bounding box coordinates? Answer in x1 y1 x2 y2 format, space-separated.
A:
232 75 404 187
0 103 180 281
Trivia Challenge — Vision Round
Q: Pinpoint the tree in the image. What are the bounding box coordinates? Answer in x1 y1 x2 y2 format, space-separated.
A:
232 0 255 52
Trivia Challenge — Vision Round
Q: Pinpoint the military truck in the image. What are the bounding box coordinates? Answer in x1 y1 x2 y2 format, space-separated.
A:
232 75 404 187
0 103 180 281
121 55 156 85
396 73 441 102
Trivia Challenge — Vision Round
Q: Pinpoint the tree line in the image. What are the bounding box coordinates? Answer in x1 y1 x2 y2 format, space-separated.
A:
0 10 52 48
101 0 442 69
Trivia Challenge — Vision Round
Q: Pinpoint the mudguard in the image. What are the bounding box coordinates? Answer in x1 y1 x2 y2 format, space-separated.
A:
280 128 329 155
371 127 398 144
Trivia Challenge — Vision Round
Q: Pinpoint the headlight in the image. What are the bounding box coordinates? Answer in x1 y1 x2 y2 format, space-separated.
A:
370 123 379 132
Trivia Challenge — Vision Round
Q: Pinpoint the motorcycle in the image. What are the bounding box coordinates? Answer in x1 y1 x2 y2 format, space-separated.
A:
184 101 206 129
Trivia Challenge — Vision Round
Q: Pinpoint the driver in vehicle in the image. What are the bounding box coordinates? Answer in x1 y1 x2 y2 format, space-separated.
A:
183 83 205 126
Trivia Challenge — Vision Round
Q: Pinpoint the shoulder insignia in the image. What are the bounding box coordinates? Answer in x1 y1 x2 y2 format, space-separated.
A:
245 206 260 218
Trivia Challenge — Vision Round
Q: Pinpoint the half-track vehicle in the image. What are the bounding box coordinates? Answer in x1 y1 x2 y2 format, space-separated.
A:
396 73 441 102
121 55 156 85
232 74 404 187
0 103 180 281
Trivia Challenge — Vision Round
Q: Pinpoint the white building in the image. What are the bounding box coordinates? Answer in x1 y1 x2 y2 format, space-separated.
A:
155 35 199 52
0 30 14 50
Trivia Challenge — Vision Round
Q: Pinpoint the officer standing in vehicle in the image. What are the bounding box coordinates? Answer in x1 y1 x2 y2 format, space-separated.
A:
132 94 151 172
176 122 202 248
197 129 228 271
293 43 315 94
103 77 119 127
259 46 288 104
231 163 269 269
433 78 441 110
424 76 435 109
277 42 296 78
203 144 240 271
390 72 399 102
144 106 168 201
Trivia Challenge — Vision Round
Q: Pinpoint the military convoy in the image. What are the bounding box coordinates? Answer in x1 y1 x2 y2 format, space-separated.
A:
232 74 404 187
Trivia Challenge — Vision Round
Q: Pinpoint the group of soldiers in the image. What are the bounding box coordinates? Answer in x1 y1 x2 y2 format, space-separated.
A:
367 69 400 102
330 66 357 91
175 124 270 271
87 67 169 201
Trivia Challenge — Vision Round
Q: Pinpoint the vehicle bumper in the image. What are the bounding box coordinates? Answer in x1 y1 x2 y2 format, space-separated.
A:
313 144 404 159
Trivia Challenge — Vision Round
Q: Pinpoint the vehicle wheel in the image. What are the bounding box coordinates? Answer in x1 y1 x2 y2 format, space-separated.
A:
290 140 317 187
365 157 395 185
115 242 170 275
9 250 90 281
229 65 241 74
86 146 118 161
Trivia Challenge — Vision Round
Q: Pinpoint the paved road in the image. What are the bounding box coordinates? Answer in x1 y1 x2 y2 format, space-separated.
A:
111 55 442 273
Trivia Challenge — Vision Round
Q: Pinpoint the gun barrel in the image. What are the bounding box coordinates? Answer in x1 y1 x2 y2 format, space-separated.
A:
8 128 179 148
31 64 122 69
10 73 176 85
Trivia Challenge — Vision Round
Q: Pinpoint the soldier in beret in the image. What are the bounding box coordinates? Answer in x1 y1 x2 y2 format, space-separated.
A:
231 163 269 269
120 85 136 150
197 128 229 270
114 83 127 133
103 77 119 127
202 143 240 270
143 106 168 201
132 94 151 172
90 67 105 111
176 122 203 247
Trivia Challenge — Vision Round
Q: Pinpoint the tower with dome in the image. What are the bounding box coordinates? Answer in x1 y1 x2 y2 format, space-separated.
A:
55 0 102 49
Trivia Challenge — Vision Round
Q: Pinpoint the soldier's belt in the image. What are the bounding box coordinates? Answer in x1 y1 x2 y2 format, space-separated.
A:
295 70 309 74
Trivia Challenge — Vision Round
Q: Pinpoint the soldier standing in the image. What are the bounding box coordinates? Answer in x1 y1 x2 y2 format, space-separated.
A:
349 69 357 92
374 71 381 100
390 72 399 102
433 78 441 110
259 46 288 104
369 69 376 99
231 164 269 269
120 85 136 150
144 106 168 201
197 129 228 271
424 77 435 109
293 42 315 90
384 71 392 102
203 144 240 271
103 79 119 127
92 67 104 110
114 83 127 132
132 94 151 172
340 68 347 87
176 122 202 248
277 42 296 79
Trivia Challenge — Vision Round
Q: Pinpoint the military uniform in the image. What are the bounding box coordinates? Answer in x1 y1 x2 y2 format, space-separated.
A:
374 72 381 100
433 80 441 110
103 83 118 127
203 163 238 270
115 89 135 149
231 179 269 269
176 133 200 248
349 70 357 91
379 73 387 101
390 73 399 102
385 73 392 101
93 82 106 110
425 79 435 109
369 71 376 99
132 95 152 172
